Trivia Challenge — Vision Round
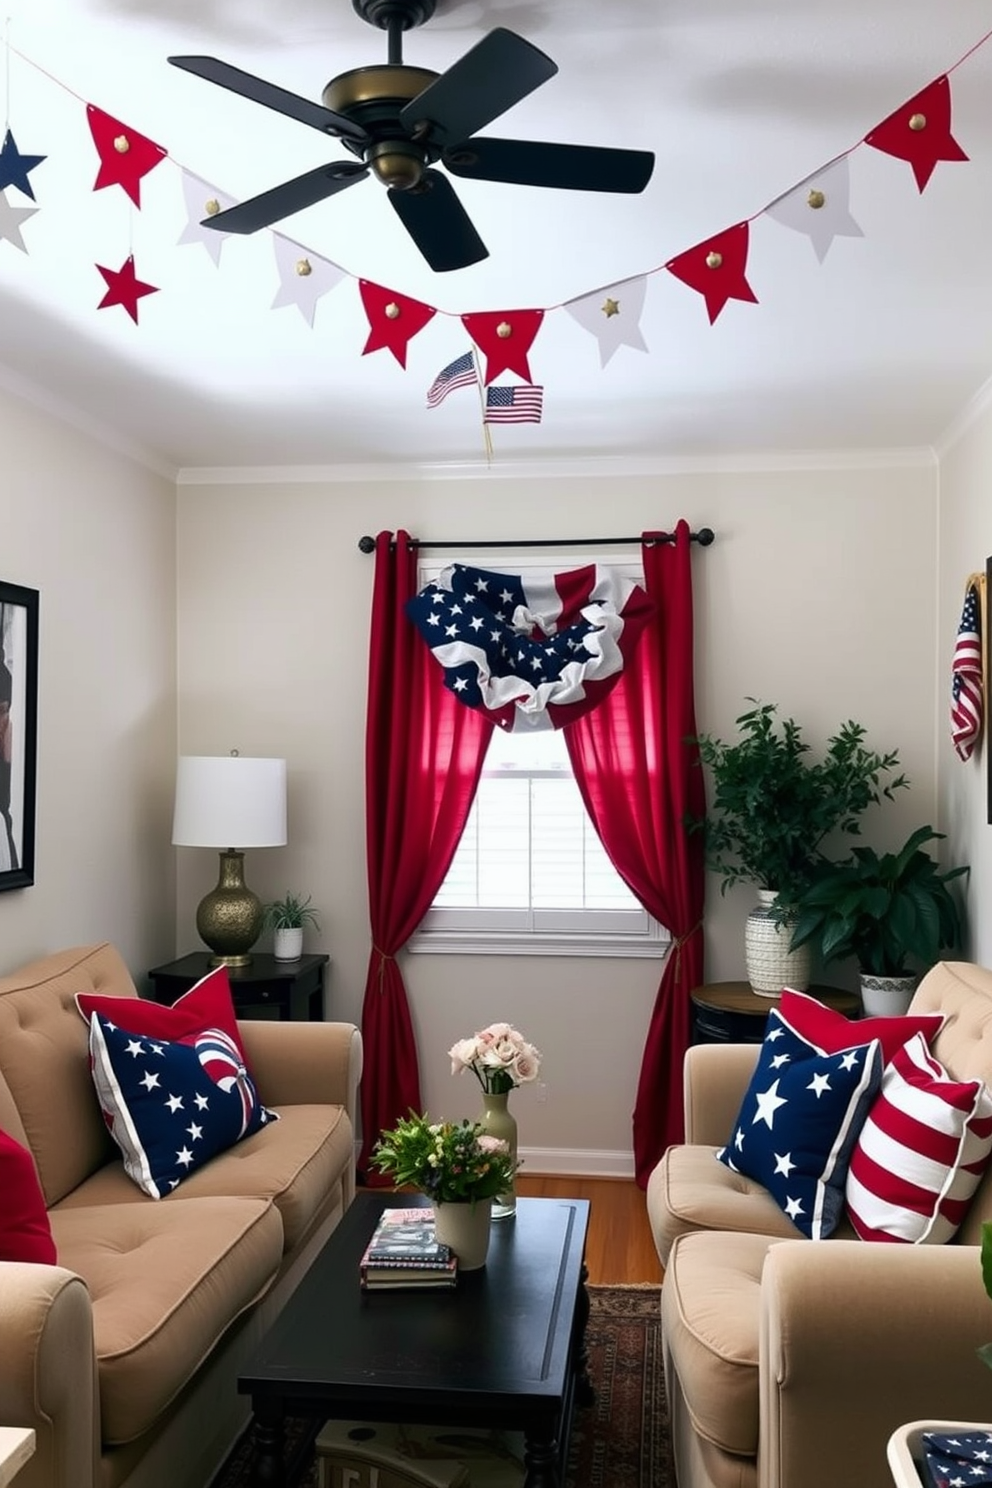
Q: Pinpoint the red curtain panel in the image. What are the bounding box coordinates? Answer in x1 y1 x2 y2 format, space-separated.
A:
565 522 705 1184
359 530 494 1179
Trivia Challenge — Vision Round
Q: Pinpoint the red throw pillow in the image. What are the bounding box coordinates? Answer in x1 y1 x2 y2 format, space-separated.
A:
0 1129 58 1264
780 987 944 1064
76 963 246 1055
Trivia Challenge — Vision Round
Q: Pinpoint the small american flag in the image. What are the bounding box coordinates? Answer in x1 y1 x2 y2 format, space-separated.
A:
426 351 478 408
951 580 983 761
484 384 544 424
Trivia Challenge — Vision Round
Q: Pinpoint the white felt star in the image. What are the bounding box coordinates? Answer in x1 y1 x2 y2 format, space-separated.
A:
0 191 38 252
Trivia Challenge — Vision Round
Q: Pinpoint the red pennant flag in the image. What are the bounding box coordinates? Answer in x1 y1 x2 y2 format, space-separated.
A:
461 309 544 384
666 222 758 324
95 255 159 323
87 106 166 207
359 281 436 367
864 75 968 192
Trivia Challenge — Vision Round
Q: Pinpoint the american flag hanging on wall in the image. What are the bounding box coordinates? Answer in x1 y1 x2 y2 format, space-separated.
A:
951 578 984 761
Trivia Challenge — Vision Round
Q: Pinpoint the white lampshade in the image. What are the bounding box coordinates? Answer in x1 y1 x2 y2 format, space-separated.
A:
172 755 287 849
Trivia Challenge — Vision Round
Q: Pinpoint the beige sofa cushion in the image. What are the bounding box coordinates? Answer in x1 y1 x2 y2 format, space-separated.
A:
54 1103 353 1252
648 1145 861 1265
662 1230 780 1457
0 945 134 1205
49 1196 283 1446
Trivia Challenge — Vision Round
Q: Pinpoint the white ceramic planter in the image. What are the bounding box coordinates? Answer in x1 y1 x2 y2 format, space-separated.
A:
273 926 304 961
860 973 917 1017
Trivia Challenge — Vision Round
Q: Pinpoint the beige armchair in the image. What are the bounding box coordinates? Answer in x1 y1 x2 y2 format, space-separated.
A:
647 962 992 1488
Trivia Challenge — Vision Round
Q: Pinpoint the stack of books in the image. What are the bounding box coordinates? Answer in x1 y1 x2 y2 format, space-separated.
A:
359 1208 458 1290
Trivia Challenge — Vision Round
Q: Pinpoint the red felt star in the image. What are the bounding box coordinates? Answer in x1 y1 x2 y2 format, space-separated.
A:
864 75 968 193
666 222 758 324
359 281 436 366
96 256 159 323
87 106 167 207
461 309 544 384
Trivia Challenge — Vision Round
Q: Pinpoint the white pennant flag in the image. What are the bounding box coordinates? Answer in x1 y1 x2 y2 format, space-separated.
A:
563 275 649 367
177 171 238 265
764 156 864 264
270 234 347 326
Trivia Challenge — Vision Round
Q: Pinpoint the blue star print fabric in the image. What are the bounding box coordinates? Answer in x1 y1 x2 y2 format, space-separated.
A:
717 1009 883 1238
921 1429 992 1486
88 1012 277 1198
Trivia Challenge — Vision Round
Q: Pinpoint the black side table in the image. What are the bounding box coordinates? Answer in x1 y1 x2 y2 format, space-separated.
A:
691 981 860 1044
146 952 329 1022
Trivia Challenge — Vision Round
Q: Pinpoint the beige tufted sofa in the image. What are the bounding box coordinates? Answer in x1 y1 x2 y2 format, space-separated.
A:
647 960 992 1488
0 942 363 1488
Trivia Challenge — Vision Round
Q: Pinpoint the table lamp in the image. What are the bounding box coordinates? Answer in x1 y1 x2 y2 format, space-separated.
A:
172 753 287 967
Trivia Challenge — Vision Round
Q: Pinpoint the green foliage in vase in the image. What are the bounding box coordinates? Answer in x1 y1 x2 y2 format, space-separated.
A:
788 826 967 977
369 1111 517 1204
262 891 320 931
689 700 907 910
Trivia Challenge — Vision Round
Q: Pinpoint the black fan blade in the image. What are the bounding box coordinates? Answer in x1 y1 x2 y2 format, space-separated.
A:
388 170 487 273
169 56 368 144
204 162 368 235
444 137 655 194
399 28 557 147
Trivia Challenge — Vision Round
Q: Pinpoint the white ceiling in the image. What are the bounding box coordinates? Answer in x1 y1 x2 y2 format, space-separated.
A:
1 0 991 474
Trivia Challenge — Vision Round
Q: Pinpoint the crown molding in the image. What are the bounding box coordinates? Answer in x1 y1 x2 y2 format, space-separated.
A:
175 445 936 486
933 372 992 459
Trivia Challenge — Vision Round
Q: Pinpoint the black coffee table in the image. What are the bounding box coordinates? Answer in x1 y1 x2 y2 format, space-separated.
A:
238 1191 592 1488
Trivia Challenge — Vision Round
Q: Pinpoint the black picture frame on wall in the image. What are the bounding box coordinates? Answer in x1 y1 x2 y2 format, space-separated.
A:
0 580 38 891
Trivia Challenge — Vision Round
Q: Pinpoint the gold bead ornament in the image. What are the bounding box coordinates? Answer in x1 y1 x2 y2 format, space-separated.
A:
205 199 220 216
114 135 129 153
807 189 826 209
497 321 512 338
705 251 723 269
385 302 400 319
909 113 927 131
296 259 312 277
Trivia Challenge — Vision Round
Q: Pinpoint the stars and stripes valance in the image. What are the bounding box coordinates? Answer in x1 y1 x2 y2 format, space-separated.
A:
406 561 654 731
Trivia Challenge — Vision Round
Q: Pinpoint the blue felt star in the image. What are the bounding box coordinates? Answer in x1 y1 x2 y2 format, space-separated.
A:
0 129 46 200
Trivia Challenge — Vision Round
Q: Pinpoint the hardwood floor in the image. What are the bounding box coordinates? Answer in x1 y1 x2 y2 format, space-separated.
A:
515 1174 663 1287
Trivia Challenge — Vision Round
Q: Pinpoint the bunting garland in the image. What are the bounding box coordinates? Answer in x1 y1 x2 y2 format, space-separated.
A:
0 24 990 413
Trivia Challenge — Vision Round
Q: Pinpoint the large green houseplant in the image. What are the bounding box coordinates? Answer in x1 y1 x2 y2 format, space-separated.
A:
692 701 907 908
788 825 967 1012
691 701 907 995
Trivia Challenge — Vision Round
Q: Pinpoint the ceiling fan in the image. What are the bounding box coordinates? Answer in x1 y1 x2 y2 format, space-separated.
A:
168 0 655 273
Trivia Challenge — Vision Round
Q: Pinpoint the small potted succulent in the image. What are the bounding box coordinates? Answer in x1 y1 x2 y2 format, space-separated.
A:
263 891 320 961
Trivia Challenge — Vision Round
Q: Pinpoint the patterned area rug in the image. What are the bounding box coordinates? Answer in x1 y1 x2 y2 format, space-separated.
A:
209 1284 671 1488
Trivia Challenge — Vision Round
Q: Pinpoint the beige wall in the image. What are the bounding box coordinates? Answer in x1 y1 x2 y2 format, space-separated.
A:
0 385 177 978
937 392 992 965
177 460 939 1173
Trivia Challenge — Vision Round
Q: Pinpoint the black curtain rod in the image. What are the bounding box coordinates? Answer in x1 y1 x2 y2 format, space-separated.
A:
358 528 715 554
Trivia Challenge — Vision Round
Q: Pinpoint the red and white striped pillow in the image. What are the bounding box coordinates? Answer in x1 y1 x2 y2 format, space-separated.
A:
845 1032 992 1244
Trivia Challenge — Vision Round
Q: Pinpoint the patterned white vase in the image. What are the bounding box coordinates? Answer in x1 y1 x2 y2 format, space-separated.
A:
744 889 812 997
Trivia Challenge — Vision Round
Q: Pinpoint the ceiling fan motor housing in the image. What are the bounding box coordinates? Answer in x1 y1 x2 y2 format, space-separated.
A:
322 64 442 185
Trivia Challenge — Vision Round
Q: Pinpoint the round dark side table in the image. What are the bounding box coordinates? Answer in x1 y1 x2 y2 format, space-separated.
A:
691 981 861 1044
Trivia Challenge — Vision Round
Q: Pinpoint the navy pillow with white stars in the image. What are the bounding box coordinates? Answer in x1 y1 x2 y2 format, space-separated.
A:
717 1009 883 1239
88 1012 277 1198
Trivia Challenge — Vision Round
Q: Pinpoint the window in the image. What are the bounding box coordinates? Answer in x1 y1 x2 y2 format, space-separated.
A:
410 725 669 957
